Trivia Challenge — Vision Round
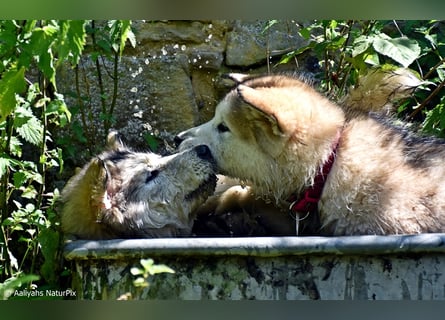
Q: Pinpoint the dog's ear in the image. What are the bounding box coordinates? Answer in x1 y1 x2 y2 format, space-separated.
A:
76 157 110 215
237 85 284 136
106 130 126 151
236 85 288 158
223 73 250 84
88 156 122 213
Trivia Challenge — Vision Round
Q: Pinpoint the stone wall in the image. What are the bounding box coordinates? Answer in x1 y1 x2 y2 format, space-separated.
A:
64 234 445 300
57 20 311 159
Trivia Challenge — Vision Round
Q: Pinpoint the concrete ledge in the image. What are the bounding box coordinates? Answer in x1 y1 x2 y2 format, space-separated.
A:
64 234 445 300
64 234 445 260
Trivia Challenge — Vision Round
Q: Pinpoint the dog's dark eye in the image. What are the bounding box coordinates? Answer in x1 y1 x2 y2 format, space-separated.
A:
145 169 159 183
217 123 230 133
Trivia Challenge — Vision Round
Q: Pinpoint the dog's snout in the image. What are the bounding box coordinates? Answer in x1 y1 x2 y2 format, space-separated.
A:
195 145 212 160
174 133 185 147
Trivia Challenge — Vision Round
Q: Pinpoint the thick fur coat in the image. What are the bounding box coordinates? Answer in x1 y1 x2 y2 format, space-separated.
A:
61 132 216 239
177 72 445 235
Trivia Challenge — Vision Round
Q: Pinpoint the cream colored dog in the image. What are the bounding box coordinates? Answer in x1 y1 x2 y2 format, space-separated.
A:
176 72 445 236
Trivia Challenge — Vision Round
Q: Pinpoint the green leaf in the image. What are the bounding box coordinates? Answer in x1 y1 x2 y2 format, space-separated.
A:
298 27 311 40
424 33 438 50
437 66 445 82
144 133 160 152
39 228 61 284
13 171 27 188
133 277 148 288
0 67 26 120
0 274 40 300
13 106 43 146
57 147 64 174
277 43 314 65
8 136 23 157
56 20 86 66
0 155 22 179
262 20 278 34
147 264 175 275
21 185 39 199
139 258 175 275
0 21 20 60
38 50 56 86
125 27 136 49
0 156 11 179
372 33 421 68
130 267 143 276
16 116 43 146
139 258 154 270
14 105 34 124
96 39 112 54
363 51 380 66
325 35 346 51
423 102 445 136
352 35 372 57
46 98 71 127
28 25 58 85
109 20 135 56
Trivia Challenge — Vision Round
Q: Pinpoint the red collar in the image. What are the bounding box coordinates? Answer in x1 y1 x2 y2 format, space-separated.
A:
288 132 341 234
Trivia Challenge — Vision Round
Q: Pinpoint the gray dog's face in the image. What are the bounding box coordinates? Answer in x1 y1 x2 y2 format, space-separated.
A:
102 145 217 236
61 132 217 239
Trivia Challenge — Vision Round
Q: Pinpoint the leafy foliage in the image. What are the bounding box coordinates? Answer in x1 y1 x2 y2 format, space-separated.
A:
277 20 445 136
0 67 26 119
0 19 140 300
0 20 86 298
131 258 175 288
0 274 40 300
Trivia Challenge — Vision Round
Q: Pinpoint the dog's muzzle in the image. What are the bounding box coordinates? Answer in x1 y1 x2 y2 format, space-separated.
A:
194 145 212 161
174 132 186 147
193 145 217 172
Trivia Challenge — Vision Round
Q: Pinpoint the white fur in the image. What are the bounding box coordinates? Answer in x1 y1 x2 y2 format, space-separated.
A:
178 73 445 235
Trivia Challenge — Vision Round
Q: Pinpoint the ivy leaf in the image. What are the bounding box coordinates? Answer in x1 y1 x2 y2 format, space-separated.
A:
0 67 26 120
372 33 421 68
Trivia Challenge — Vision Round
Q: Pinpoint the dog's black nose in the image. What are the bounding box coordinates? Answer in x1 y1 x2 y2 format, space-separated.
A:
174 134 184 147
195 145 212 160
